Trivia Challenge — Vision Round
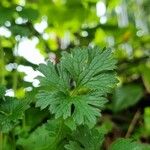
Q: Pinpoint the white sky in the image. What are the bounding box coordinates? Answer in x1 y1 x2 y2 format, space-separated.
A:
15 37 45 65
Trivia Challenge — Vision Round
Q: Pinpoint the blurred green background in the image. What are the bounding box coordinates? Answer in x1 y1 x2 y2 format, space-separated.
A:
0 0 150 147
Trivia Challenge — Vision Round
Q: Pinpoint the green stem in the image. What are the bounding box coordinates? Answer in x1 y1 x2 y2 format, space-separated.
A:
12 43 20 95
0 132 3 150
0 48 5 85
13 57 20 95
22 115 26 130
70 85 81 96
52 119 64 149
0 46 5 150
10 130 16 150
0 43 5 150
3 135 6 150
12 70 18 92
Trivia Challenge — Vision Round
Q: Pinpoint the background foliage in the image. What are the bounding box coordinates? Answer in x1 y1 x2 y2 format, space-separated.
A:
0 0 150 149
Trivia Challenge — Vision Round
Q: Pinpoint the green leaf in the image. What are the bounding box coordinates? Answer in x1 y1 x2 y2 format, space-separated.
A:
25 107 48 130
112 84 143 112
0 7 14 25
64 117 76 131
17 123 53 150
71 95 107 127
109 138 150 150
0 85 6 98
65 126 104 150
65 141 83 150
0 97 29 133
37 61 70 92
61 47 117 90
140 64 150 93
36 47 117 128
17 119 67 150
10 25 31 36
19 7 39 21
36 91 107 127
144 107 150 135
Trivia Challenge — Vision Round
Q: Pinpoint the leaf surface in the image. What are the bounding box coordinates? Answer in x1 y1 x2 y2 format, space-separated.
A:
36 47 117 127
112 84 143 112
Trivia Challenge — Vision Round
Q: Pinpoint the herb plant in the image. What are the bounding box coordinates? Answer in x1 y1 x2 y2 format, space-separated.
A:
0 47 149 150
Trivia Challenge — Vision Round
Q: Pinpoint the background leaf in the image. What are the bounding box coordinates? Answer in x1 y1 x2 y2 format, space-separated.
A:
112 84 143 112
109 138 150 150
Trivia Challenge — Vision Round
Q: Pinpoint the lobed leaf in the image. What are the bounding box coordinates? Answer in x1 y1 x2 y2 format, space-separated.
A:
65 126 104 150
36 47 117 128
0 96 29 133
17 119 67 150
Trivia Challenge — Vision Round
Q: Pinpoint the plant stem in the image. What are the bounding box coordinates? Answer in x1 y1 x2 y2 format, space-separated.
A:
0 132 3 150
41 119 64 150
125 110 141 138
52 119 64 149
0 48 5 85
13 56 20 95
13 70 18 93
0 43 5 150
56 120 64 142
0 45 5 150
10 130 16 150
